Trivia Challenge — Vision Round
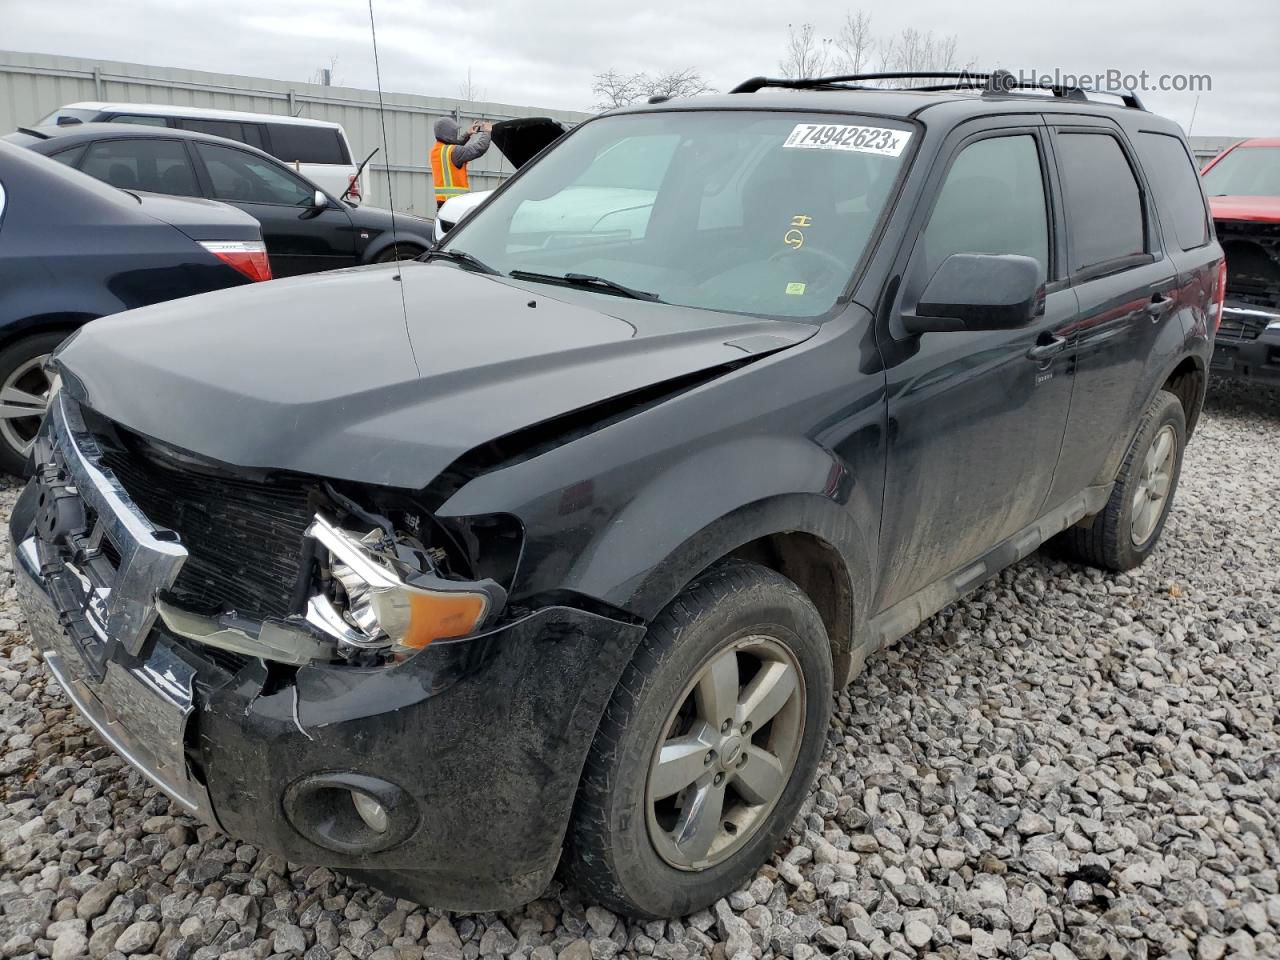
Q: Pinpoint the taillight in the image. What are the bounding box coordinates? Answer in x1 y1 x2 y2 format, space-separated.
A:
1212 260 1227 334
346 176 362 202
200 241 272 283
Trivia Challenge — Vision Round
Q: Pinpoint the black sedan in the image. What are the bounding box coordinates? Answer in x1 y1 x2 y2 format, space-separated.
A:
5 124 435 278
0 140 268 472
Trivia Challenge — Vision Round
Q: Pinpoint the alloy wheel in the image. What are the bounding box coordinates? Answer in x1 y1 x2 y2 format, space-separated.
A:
1131 423 1176 546
645 635 806 871
0 354 53 460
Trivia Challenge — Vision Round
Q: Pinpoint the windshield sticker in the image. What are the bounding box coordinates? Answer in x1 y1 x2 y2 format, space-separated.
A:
786 282 807 295
783 123 911 157
784 214 811 250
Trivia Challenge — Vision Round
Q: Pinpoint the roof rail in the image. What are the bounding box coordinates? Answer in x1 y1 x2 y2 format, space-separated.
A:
729 70 1147 111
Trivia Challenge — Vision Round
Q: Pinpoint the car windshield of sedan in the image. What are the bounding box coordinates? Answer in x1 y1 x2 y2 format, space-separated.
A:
444 111 914 318
1202 146 1280 197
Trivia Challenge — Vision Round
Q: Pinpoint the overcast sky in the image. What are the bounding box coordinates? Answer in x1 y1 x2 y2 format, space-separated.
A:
4 0 1277 136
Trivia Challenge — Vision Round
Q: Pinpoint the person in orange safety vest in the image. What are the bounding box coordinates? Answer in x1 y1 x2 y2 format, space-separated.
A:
431 118 492 208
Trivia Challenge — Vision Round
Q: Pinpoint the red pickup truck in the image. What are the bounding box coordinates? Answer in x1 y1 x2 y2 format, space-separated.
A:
1202 138 1280 384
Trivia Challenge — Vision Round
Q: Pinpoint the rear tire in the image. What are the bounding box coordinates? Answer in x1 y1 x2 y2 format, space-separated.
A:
1052 389 1186 571
563 560 833 918
0 332 67 476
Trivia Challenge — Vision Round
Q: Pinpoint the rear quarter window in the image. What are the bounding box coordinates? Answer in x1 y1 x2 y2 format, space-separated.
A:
1134 132 1209 250
1056 132 1147 274
266 125 349 165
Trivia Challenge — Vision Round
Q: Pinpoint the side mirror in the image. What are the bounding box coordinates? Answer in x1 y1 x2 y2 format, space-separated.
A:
904 253 1045 334
312 190 330 209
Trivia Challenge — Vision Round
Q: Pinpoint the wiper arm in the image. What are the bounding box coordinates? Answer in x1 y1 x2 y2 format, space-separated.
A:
422 247 501 275
509 269 661 302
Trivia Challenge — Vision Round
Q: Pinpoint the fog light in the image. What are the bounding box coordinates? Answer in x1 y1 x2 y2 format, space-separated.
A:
351 791 389 833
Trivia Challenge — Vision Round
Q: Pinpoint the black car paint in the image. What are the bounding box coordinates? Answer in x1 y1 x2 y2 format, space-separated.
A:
9 124 434 276
54 264 816 488
12 90 1218 910
0 140 256 350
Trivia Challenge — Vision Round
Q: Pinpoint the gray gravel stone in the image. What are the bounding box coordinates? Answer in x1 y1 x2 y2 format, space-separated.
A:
114 921 160 954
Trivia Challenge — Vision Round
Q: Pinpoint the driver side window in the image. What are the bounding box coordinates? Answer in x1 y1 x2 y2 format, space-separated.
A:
196 142 314 206
921 135 1050 280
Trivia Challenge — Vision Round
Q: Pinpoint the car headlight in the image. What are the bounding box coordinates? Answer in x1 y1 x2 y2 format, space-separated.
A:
305 514 504 654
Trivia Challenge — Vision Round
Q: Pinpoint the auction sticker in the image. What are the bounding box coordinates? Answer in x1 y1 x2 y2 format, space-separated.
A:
783 123 911 157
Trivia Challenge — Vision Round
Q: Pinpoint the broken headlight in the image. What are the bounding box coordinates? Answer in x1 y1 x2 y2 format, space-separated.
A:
306 514 505 656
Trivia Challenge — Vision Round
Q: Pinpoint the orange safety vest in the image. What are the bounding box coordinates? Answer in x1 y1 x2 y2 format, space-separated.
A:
430 142 470 204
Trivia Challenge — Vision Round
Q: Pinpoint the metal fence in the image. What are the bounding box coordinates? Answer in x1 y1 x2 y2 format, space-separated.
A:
0 49 590 216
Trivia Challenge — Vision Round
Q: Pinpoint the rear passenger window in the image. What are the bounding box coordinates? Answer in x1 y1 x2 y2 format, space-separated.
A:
1056 133 1146 273
922 135 1050 279
266 125 349 165
1135 132 1209 250
79 139 200 197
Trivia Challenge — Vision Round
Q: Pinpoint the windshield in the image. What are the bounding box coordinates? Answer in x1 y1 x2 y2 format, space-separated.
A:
1202 146 1280 197
445 111 913 318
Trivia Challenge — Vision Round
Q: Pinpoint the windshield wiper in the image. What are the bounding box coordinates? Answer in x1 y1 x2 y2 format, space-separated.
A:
422 248 501 275
509 269 661 302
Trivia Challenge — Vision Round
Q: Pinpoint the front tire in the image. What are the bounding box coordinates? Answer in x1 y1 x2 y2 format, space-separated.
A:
1052 389 1186 571
0 332 66 476
564 561 833 918
374 244 424 263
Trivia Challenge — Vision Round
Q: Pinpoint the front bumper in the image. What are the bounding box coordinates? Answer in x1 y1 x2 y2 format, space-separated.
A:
1211 304 1280 385
12 395 644 911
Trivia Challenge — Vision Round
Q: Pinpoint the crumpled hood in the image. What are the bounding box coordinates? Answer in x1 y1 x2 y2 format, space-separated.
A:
57 261 814 488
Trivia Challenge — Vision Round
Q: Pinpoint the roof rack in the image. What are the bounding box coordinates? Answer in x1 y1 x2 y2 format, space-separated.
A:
728 70 1147 111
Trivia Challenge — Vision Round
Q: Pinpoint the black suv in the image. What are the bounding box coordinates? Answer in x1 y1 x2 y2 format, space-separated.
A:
11 72 1221 919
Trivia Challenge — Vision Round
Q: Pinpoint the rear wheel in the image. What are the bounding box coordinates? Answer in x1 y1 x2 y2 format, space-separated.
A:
1052 389 1186 571
0 332 67 475
564 561 832 918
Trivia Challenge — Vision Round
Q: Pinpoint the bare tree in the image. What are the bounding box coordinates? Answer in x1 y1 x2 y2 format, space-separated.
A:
879 27 962 85
780 15 970 88
591 68 713 110
457 67 485 103
647 68 714 101
591 70 647 110
779 23 833 80
834 10 875 75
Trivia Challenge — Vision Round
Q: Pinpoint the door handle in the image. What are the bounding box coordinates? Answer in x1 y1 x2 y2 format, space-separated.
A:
1026 334 1067 362
1145 292 1175 321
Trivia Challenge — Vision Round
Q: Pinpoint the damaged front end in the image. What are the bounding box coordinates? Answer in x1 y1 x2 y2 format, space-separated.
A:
154 502 508 670
11 391 644 910
1212 219 1280 384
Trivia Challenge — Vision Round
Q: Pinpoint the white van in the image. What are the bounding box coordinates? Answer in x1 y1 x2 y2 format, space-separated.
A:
37 102 363 201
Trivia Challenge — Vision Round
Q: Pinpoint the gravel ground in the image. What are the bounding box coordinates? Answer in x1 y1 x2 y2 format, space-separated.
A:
1 379 1278 960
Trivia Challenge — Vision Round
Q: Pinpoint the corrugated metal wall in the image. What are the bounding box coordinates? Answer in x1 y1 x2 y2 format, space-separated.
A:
0 50 590 216
1187 136 1240 166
